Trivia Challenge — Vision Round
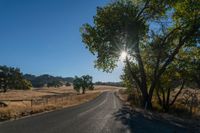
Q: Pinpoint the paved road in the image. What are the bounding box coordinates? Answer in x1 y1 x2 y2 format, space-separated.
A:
0 92 189 133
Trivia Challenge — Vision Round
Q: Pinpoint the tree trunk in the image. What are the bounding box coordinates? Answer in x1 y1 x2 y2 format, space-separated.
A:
170 80 185 106
194 76 200 89
156 88 162 106
126 57 149 107
140 92 152 110
82 88 85 94
3 87 7 93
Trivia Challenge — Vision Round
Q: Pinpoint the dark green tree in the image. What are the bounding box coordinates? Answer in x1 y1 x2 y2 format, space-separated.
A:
73 76 83 93
0 66 32 92
81 75 94 94
65 82 71 87
73 75 94 94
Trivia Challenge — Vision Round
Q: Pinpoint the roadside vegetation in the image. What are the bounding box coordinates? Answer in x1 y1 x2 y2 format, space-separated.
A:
81 0 200 117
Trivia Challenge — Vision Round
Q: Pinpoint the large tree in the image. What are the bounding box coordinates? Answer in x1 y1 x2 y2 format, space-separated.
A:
0 66 32 92
81 0 200 109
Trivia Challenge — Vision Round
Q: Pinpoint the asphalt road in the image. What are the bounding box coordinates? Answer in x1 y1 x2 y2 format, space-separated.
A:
0 92 189 133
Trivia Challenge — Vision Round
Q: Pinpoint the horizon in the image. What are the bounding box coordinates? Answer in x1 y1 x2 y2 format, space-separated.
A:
0 0 124 82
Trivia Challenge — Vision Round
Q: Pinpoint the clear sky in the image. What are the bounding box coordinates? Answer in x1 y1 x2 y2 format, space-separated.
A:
0 0 124 82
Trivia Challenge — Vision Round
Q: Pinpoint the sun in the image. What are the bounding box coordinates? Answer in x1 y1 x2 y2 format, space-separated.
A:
120 51 127 61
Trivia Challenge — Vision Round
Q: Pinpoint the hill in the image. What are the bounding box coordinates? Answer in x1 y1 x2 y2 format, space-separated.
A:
24 74 74 88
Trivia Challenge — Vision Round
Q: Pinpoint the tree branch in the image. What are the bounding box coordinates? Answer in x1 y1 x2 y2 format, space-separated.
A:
134 41 148 93
156 83 162 106
126 57 142 89
148 26 182 99
136 0 150 19
170 80 185 106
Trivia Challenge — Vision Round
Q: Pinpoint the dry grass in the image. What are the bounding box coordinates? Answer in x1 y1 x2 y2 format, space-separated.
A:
0 92 100 121
0 85 121 121
0 86 74 100
0 85 121 100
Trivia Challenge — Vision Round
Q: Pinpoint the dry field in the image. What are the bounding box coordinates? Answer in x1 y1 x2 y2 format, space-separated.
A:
0 85 121 121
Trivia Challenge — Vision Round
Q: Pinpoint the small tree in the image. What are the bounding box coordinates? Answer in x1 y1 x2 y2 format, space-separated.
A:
73 76 82 93
65 82 71 86
73 75 94 94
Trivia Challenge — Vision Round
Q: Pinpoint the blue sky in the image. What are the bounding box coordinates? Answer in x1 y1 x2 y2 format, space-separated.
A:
0 0 124 82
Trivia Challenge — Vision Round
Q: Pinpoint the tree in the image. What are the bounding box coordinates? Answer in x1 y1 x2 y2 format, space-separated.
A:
47 81 63 88
182 47 200 89
65 82 71 86
0 66 32 92
73 75 94 94
81 0 200 109
155 64 186 112
73 76 83 93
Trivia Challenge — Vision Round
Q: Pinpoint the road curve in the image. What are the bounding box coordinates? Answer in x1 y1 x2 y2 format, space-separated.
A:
0 91 188 133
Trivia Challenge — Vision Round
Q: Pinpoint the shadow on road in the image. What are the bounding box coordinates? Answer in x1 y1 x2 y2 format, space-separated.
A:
113 106 191 133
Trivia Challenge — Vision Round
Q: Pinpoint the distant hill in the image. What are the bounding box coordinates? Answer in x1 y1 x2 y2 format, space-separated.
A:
24 74 74 88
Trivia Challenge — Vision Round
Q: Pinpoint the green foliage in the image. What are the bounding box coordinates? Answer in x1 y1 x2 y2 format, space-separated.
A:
0 66 32 92
81 0 200 110
73 76 83 93
47 81 63 88
73 75 94 94
176 46 200 89
81 1 147 72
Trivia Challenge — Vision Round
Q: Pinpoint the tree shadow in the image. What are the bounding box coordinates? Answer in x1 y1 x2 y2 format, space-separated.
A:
113 105 192 133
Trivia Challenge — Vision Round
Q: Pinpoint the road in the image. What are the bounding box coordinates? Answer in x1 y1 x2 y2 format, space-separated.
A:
0 92 189 133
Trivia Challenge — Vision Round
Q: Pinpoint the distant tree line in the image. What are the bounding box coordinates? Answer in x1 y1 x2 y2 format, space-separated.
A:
94 81 123 87
0 65 32 92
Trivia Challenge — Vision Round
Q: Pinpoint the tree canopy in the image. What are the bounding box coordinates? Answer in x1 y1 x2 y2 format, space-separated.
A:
73 75 94 94
81 0 200 109
0 66 32 92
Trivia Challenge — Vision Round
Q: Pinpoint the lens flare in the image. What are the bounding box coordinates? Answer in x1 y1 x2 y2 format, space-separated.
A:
120 51 127 61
